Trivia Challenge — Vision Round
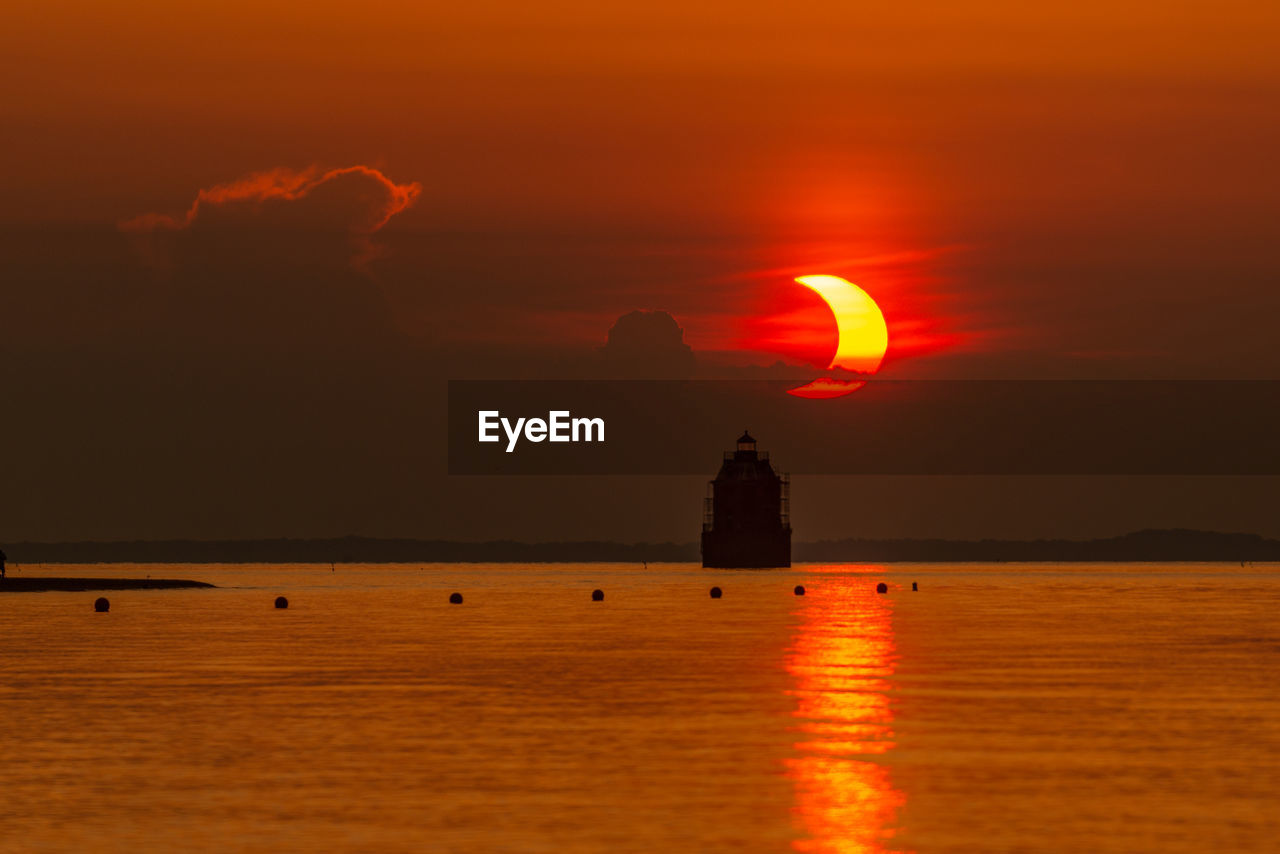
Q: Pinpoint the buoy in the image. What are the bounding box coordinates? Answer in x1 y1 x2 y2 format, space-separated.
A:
876 582 888 594
591 589 604 601
449 592 463 604
710 586 723 599
912 582 918 591
794 585 806 596
274 596 289 609
94 597 109 613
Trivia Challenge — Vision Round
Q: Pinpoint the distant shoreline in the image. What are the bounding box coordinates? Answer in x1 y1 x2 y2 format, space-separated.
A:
4 529 1279 564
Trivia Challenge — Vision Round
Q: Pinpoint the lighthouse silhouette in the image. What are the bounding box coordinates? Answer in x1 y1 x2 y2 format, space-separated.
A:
701 431 792 568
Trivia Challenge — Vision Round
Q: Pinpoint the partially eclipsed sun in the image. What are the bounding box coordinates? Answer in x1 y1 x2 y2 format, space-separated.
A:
787 275 888 399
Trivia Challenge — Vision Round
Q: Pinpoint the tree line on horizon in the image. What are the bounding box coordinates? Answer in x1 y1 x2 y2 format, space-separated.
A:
3 529 1278 564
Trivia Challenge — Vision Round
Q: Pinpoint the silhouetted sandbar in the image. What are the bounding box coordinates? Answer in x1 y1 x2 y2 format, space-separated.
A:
0 578 215 593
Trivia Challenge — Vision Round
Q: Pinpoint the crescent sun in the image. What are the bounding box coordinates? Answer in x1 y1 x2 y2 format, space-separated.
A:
786 274 888 399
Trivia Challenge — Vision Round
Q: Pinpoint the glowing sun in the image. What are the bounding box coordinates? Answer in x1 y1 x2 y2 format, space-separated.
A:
787 275 888 399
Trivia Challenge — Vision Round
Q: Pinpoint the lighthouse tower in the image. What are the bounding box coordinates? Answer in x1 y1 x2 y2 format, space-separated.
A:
701 431 792 568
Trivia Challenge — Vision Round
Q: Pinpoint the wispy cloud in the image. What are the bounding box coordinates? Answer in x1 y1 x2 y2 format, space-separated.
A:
120 165 421 234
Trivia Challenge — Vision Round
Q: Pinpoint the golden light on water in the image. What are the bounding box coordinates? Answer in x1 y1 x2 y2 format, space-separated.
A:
786 575 905 853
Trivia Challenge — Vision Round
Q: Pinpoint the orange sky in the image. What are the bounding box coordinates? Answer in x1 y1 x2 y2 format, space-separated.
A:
5 1 1278 377
2 1 1279 540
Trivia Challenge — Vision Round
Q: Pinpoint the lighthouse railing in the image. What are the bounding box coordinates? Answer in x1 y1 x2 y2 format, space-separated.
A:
780 473 791 529
723 451 770 461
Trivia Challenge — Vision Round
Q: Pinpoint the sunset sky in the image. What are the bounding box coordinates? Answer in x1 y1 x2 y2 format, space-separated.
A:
2 1 1278 542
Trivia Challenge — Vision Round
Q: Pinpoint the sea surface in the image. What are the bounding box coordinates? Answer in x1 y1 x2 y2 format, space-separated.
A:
1 562 1277 853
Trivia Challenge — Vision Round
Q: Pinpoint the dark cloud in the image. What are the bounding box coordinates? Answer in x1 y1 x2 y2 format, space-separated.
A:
120 165 421 234
599 310 696 378
96 165 427 360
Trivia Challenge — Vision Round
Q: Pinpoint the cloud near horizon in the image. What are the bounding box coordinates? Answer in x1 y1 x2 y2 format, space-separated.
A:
599 310 696 378
120 165 422 234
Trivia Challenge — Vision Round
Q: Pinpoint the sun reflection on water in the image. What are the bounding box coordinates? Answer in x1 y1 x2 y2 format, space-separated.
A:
786 573 906 853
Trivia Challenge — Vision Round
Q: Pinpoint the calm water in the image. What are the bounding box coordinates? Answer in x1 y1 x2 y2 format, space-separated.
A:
1 563 1277 852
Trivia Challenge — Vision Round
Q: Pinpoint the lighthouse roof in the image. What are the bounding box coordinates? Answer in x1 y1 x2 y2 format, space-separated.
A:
737 430 755 444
